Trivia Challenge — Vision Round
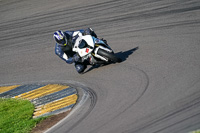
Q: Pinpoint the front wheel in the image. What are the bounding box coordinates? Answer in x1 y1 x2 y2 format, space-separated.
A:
97 49 121 63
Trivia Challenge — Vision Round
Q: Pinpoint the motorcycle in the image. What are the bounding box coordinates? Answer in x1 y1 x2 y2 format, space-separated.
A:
72 32 121 65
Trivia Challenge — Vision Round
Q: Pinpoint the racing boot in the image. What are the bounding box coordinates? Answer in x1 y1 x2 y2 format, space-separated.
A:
84 28 97 38
75 63 87 74
101 38 108 45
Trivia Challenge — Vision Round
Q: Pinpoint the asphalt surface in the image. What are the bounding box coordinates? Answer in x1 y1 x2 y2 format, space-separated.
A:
0 0 200 133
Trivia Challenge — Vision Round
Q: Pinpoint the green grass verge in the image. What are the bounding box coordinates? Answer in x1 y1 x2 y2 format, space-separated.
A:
0 98 47 133
189 130 200 133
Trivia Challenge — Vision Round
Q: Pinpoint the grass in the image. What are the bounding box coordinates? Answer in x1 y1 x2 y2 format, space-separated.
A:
0 98 47 133
190 130 200 133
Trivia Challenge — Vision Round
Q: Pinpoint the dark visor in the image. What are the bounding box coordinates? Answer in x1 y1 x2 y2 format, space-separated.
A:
57 38 66 45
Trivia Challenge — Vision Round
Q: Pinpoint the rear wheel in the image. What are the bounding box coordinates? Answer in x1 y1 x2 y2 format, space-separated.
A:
97 49 121 63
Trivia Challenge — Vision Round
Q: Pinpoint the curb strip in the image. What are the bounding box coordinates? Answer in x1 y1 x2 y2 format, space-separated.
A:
0 84 78 118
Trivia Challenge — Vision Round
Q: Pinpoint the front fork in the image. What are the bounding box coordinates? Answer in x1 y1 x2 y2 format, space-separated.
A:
92 45 113 62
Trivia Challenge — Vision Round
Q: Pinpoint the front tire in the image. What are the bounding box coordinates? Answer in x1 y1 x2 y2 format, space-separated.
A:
97 49 121 63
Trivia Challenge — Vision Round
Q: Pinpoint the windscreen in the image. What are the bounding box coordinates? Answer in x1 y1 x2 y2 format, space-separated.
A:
78 40 88 49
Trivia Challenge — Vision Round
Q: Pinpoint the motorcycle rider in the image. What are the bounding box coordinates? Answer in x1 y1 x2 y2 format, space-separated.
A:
53 28 98 73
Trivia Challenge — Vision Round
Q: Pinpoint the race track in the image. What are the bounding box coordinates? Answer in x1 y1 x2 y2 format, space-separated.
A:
1 0 200 133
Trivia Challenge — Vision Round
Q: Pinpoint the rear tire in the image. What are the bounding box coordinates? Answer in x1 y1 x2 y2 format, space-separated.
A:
97 49 121 63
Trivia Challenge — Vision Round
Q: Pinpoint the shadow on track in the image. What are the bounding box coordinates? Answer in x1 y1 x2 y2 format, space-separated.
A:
83 47 139 74
115 46 139 62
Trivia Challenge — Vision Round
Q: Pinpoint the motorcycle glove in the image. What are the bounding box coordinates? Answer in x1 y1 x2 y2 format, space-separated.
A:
73 54 81 62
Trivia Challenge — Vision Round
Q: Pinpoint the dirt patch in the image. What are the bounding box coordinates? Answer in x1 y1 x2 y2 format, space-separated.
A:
31 110 71 133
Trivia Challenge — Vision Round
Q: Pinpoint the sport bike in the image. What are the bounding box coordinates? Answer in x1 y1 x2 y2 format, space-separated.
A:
73 33 121 65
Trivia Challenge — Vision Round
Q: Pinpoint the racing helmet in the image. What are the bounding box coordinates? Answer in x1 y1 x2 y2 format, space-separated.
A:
53 30 67 46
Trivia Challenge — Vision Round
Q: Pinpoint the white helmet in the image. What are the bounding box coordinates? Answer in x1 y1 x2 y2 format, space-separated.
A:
53 30 67 46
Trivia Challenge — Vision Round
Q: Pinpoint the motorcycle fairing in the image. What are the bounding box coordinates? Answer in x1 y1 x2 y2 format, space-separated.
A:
73 35 94 57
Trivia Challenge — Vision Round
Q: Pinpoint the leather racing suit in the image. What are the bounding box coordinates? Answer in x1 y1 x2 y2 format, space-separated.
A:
55 28 97 73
